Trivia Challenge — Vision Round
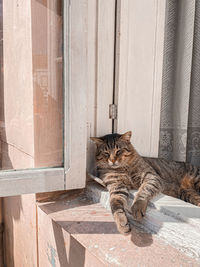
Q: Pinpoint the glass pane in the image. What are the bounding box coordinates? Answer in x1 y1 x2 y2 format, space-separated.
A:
0 0 63 170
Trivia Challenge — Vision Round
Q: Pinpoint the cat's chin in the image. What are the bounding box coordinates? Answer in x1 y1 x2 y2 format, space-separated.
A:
110 165 120 169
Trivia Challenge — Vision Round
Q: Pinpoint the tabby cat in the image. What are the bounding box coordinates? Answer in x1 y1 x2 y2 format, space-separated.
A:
91 131 200 235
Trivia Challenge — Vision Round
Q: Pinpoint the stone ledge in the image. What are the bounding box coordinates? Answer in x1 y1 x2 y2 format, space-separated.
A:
86 181 200 260
37 189 200 266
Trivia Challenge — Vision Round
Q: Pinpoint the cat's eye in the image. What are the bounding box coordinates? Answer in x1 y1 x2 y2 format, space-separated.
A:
123 148 130 153
116 150 122 156
102 152 110 157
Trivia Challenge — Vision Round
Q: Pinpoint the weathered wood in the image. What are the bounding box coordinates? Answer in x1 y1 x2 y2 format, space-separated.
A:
115 0 166 157
0 168 64 197
96 0 115 136
87 0 115 174
87 0 97 174
64 0 87 189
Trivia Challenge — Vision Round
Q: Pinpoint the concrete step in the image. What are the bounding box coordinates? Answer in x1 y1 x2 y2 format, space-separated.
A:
37 189 200 267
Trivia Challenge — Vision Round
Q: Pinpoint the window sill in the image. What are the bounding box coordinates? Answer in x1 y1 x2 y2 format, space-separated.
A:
86 181 200 260
36 182 200 266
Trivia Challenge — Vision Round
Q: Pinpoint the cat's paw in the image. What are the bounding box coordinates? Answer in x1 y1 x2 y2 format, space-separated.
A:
114 210 131 235
131 199 148 221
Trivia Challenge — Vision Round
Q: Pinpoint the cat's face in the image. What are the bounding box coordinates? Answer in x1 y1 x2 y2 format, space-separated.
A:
91 131 134 169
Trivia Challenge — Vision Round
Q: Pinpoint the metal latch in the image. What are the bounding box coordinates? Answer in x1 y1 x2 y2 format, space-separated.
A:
109 104 117 119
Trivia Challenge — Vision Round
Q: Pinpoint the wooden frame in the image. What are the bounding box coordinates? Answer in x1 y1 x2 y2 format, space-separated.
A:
95 0 116 136
115 0 166 157
86 0 115 173
0 168 64 197
64 0 87 189
0 0 87 196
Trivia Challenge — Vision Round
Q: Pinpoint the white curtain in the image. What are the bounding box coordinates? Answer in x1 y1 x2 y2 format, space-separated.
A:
159 0 200 166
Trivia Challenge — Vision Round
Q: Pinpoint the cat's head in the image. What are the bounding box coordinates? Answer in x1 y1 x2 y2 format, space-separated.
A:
90 131 134 169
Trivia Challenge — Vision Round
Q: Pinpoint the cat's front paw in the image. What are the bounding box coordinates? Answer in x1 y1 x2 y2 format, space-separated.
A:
131 199 148 221
114 210 131 235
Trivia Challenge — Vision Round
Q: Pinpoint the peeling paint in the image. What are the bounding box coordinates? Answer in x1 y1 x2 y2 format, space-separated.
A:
47 243 57 267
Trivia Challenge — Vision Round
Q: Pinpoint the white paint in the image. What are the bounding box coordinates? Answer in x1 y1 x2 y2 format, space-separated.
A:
115 0 166 157
96 0 115 137
64 0 88 189
0 168 64 197
87 0 115 173
0 0 88 196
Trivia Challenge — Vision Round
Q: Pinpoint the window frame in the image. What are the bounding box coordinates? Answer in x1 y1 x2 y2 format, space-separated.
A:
0 0 87 197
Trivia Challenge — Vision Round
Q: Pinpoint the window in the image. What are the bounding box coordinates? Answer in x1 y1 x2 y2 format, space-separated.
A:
0 0 87 196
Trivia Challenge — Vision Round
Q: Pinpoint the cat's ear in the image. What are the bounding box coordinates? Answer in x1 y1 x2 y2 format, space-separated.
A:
120 131 132 142
90 137 104 145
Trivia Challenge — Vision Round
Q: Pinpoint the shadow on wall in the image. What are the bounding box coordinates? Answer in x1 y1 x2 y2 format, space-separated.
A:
0 125 23 266
40 192 155 267
52 221 86 267
2 196 23 267
51 219 153 267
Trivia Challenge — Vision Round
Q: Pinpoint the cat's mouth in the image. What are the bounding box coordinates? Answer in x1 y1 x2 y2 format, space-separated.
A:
110 164 120 169
108 160 121 168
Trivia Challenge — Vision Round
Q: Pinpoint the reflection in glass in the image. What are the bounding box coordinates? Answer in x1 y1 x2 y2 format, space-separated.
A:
0 1 63 170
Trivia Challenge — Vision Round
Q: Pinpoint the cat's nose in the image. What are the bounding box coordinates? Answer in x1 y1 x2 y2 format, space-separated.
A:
108 159 114 166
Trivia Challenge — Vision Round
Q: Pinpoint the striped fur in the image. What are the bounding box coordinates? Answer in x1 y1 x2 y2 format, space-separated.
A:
91 131 200 235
